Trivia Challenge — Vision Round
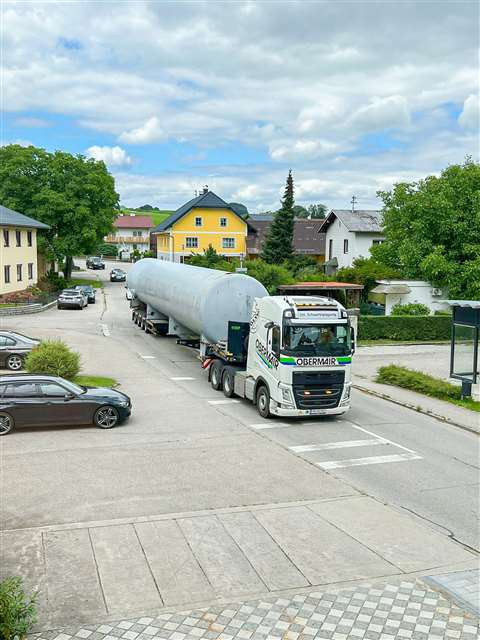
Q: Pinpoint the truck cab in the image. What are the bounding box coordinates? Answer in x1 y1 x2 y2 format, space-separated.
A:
240 296 353 418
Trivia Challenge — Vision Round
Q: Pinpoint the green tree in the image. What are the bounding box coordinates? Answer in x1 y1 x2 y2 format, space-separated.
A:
245 259 294 294
307 203 327 219
188 245 235 271
292 205 309 218
372 157 480 299
336 257 401 301
261 170 295 263
0 144 119 280
137 204 154 211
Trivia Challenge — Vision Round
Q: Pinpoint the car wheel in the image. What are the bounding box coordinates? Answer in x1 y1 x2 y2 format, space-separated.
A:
6 354 23 371
94 405 120 429
210 360 223 390
0 412 14 435
222 367 235 398
256 385 270 418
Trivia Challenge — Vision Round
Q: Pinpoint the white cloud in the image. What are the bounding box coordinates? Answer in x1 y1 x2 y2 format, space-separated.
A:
458 94 479 130
86 145 133 166
14 117 49 128
270 139 339 161
348 95 411 132
119 117 165 144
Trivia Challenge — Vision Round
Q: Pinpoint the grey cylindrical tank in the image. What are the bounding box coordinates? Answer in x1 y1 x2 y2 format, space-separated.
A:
127 258 268 343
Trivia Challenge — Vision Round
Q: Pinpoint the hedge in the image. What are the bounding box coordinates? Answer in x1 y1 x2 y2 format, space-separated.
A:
358 315 451 341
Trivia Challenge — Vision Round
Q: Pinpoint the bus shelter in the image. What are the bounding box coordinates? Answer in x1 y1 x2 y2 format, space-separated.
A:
446 300 480 399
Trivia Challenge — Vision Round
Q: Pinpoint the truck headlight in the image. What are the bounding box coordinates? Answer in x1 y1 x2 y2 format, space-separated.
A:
279 384 293 403
342 383 351 400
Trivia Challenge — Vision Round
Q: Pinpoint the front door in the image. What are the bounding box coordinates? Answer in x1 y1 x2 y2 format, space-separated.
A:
38 382 92 426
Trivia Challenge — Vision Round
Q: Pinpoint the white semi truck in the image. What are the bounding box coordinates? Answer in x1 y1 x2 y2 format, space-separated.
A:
127 259 354 418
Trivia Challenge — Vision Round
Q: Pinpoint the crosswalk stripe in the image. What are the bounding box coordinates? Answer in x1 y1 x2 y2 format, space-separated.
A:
250 422 293 430
171 376 196 381
208 399 240 405
290 439 386 453
317 453 422 470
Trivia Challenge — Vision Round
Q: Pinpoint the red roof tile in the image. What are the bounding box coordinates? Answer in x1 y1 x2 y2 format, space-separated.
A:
114 215 153 229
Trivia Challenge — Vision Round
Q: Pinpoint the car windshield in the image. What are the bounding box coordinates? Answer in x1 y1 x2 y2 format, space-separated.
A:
283 323 351 356
60 379 86 394
75 285 92 292
61 291 79 297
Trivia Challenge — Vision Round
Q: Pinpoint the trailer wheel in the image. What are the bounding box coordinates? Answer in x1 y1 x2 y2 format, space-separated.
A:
210 360 223 390
256 385 270 418
222 367 235 398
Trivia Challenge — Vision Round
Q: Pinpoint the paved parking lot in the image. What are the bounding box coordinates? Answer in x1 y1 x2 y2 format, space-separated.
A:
1 260 478 632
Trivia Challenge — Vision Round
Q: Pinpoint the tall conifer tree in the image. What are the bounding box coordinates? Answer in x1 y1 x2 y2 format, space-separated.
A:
261 170 295 263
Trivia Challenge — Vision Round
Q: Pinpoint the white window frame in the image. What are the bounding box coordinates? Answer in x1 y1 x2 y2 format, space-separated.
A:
195 217 202 227
219 217 228 227
185 237 199 248
222 237 235 249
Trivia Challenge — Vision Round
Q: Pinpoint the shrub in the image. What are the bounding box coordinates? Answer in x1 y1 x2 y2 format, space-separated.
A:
39 272 68 292
358 315 450 341
25 340 80 380
391 303 430 316
0 576 37 640
376 365 461 400
245 259 294 294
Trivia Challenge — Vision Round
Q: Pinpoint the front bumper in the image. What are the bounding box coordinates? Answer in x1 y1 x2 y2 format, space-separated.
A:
270 401 350 417
58 301 83 308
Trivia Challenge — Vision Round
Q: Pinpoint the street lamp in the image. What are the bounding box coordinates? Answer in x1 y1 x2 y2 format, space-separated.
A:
446 300 480 399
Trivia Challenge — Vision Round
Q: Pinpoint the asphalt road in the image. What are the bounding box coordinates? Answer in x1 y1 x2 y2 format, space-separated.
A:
1 258 478 554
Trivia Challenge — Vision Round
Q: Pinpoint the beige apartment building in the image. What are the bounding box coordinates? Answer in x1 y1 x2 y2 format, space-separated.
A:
0 204 50 295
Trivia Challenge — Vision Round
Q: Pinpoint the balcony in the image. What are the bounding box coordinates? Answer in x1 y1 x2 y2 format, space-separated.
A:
104 235 149 244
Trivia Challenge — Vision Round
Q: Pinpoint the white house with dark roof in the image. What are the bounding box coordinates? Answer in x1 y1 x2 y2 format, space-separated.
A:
318 209 384 269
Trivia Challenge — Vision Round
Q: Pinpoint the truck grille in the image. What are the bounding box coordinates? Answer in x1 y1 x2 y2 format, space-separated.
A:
292 370 345 410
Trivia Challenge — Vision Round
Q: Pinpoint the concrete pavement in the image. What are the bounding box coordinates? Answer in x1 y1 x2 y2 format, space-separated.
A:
1 259 478 632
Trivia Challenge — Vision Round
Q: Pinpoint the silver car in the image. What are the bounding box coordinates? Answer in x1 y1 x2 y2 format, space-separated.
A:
57 289 88 310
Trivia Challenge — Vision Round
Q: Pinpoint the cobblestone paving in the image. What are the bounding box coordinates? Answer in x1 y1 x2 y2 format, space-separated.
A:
31 576 480 640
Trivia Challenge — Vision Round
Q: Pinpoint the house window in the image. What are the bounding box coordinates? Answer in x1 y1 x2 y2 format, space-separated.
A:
28 263 34 279
372 239 384 246
220 217 227 227
27 231 33 247
222 237 235 249
185 237 199 248
3 229 9 247
343 239 349 254
195 217 202 227
328 239 333 260
16 230 21 247
16 264 22 282
4 265 10 284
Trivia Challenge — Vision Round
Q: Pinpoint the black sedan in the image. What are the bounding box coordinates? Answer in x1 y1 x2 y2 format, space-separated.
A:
0 331 40 371
74 284 96 303
86 256 106 270
110 268 127 282
0 375 131 435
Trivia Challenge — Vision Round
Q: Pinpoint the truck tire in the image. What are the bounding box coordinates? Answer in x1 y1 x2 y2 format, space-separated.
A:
210 360 223 390
222 367 235 398
256 385 270 418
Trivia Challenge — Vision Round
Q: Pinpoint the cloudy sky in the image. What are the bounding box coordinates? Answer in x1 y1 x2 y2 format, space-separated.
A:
2 0 478 212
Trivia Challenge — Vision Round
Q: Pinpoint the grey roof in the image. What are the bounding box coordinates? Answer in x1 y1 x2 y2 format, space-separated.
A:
0 204 50 230
151 191 248 233
319 209 383 233
247 218 326 255
444 300 480 308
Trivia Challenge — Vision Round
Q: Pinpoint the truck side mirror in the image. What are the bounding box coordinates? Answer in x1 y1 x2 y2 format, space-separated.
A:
350 326 356 354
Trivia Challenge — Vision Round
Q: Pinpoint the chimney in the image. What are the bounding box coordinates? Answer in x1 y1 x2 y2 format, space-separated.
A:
203 185 208 194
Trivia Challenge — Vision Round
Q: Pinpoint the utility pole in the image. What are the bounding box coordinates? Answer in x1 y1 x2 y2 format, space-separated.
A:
351 195 357 213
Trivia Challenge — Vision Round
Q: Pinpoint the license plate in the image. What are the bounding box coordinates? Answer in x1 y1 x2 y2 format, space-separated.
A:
306 409 327 415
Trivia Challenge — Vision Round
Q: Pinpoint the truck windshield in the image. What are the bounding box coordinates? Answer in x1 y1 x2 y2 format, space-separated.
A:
283 324 351 356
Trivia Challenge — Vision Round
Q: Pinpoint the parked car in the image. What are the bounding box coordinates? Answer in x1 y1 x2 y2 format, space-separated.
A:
57 289 88 310
74 284 96 303
0 374 132 435
86 256 106 270
0 331 40 371
110 268 127 282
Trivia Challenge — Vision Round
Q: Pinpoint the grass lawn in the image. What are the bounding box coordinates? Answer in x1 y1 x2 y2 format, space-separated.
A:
68 278 103 289
75 375 118 388
376 364 480 413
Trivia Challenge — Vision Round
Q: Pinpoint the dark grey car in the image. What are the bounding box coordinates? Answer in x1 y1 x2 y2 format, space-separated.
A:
74 284 96 303
0 374 132 435
0 331 40 371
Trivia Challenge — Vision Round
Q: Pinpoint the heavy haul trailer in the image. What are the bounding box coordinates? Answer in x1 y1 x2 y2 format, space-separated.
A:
127 259 355 418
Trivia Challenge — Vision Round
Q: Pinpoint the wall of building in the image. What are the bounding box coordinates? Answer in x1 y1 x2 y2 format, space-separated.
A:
155 208 247 261
325 218 384 268
0 227 39 294
381 280 449 315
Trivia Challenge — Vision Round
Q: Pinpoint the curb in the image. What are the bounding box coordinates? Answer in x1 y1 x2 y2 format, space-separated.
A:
353 383 479 436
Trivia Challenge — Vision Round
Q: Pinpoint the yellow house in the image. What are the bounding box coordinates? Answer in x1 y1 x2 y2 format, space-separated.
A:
0 204 50 295
152 189 248 262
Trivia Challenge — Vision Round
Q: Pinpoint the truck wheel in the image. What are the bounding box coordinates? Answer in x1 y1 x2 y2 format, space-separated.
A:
210 361 223 390
256 385 270 418
222 367 235 398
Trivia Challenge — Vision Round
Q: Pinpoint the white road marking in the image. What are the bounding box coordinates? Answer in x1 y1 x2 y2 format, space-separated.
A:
317 452 422 470
171 376 196 381
208 399 240 405
250 422 293 430
139 355 156 359
348 422 417 454
101 324 110 337
290 438 387 453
